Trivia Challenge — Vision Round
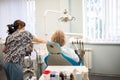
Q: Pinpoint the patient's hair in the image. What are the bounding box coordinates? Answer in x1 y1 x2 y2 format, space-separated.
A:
51 30 65 46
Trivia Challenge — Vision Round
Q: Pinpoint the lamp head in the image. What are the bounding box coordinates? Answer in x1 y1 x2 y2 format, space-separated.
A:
58 9 75 22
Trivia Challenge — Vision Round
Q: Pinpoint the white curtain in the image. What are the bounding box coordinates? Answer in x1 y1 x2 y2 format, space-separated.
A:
26 0 35 36
84 0 120 43
0 0 35 40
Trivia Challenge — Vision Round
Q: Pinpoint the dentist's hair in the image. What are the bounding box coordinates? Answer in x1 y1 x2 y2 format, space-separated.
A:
7 19 25 34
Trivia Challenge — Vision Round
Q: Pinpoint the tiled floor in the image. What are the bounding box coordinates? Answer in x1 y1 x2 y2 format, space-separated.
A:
89 73 120 80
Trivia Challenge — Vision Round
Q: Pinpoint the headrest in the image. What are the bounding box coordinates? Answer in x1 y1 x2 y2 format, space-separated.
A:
46 42 61 54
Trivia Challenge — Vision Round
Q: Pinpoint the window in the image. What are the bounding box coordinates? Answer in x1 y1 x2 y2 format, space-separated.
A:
0 0 35 40
83 0 120 43
26 0 35 35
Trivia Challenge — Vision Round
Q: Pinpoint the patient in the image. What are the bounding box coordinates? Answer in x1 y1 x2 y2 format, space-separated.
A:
51 30 79 63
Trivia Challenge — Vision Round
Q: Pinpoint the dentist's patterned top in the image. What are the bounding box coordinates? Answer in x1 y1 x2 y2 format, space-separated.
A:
4 30 33 65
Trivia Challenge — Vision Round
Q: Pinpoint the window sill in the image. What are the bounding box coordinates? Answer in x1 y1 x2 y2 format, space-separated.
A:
84 40 120 45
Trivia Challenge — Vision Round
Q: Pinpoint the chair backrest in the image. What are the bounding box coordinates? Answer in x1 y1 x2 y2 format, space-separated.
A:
44 42 79 66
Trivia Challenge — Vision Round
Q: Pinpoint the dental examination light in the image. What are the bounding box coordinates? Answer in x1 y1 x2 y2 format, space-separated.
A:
58 9 75 22
43 9 75 39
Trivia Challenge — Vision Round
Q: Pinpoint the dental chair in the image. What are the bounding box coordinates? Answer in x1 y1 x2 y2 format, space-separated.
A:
44 42 79 66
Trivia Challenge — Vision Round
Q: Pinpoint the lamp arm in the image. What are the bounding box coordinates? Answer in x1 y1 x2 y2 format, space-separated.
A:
43 10 62 40
43 10 62 16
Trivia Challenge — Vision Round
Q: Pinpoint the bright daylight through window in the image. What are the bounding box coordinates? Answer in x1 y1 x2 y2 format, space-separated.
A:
83 0 120 43
0 0 35 40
